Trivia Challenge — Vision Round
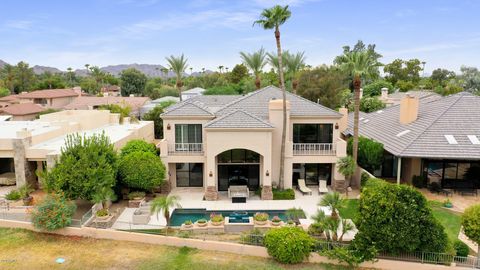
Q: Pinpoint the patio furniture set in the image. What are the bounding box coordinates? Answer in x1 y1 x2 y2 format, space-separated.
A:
298 179 329 195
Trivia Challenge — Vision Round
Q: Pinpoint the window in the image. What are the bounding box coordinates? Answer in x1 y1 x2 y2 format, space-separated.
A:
175 124 202 144
33 98 47 105
217 149 260 164
293 124 333 144
176 163 203 187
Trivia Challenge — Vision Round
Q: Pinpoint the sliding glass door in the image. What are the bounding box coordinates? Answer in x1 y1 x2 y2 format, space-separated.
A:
175 124 202 151
176 163 203 187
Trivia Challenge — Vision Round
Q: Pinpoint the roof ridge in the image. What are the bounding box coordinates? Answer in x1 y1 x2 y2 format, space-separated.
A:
399 94 464 156
285 90 342 116
215 86 271 113
163 100 214 115
205 109 273 128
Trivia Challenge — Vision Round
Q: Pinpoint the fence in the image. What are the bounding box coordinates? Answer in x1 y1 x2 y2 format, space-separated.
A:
0 205 32 222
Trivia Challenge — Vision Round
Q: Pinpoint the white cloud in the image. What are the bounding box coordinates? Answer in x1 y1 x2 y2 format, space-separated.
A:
383 36 480 56
4 20 34 30
252 0 320 7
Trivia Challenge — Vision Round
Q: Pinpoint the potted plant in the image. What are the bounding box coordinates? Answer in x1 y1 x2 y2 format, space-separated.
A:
253 212 269 226
128 191 146 208
443 199 453 208
5 189 21 202
196 218 207 227
183 220 193 228
18 185 34 206
210 213 224 226
286 219 296 227
270 216 282 226
95 209 110 220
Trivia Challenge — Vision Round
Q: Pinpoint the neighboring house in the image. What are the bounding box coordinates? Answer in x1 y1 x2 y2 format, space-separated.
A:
344 92 480 189
0 103 46 121
139 96 180 118
181 87 205 100
158 86 347 200
100 85 121 96
379 89 441 107
17 88 81 109
0 110 154 188
63 96 151 117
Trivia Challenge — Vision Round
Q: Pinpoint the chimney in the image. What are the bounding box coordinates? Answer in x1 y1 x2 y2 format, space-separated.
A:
399 94 419 125
381 88 389 100
338 107 348 133
129 94 135 97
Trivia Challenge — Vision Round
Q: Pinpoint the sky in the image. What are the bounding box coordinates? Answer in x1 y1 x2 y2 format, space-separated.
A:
0 0 479 73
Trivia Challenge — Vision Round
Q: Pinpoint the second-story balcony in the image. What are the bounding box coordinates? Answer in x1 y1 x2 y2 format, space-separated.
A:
168 143 203 155
293 143 335 156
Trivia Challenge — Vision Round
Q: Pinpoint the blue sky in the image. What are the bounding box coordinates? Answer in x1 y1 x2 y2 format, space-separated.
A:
0 0 479 73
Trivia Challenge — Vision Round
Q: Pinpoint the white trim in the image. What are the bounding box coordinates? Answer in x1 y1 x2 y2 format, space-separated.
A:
467 135 480 145
396 130 411 137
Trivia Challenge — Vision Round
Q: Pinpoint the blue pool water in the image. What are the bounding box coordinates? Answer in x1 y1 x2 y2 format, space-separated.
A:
169 209 291 226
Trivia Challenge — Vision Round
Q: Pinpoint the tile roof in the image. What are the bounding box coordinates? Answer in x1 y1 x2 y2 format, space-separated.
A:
162 101 214 117
63 96 150 113
0 95 19 103
18 89 79 99
1 103 45 116
344 92 480 159
204 110 274 128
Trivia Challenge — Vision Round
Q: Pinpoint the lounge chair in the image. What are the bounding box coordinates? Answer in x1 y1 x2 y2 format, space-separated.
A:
318 180 328 194
297 179 312 195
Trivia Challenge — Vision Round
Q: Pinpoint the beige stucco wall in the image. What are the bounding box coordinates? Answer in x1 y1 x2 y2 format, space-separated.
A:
401 157 422 184
11 114 38 121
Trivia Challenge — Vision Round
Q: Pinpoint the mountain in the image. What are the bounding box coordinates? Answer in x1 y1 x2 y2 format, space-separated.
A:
32 65 63 74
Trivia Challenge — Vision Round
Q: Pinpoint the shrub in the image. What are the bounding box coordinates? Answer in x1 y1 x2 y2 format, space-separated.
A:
5 189 21 201
0 87 10 97
272 188 295 200
210 213 224 222
120 139 157 157
18 184 34 199
412 175 426 188
453 240 469 257
96 209 109 217
308 222 324 236
363 80 394 97
360 172 371 188
347 136 384 173
461 204 480 254
118 151 166 191
286 207 306 223
253 212 269 222
31 193 76 231
359 97 386 113
396 80 417 92
354 180 448 254
264 227 314 264
128 191 146 200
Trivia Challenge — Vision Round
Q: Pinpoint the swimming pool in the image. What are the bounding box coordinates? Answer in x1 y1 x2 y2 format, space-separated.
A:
169 208 295 227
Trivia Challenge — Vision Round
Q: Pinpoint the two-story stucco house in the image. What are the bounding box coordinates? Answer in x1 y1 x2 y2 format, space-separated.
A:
159 86 347 200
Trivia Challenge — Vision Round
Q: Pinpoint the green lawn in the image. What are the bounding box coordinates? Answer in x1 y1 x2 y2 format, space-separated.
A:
0 228 352 270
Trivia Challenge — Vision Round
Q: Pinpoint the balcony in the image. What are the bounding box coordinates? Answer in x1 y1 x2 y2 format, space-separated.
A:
292 143 335 156
168 143 203 155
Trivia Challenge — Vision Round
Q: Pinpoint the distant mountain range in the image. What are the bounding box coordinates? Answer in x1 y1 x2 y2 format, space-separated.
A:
0 59 212 78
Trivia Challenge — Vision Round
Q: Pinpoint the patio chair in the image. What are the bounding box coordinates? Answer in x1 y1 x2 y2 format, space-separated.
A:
297 179 312 195
318 180 328 194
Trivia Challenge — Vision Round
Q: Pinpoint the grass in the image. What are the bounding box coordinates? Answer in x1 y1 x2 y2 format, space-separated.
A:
0 228 353 270
339 199 359 220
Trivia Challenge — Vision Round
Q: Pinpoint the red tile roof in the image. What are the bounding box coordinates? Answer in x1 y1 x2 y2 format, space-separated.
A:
0 94 19 103
63 96 150 113
17 89 79 99
1 103 45 116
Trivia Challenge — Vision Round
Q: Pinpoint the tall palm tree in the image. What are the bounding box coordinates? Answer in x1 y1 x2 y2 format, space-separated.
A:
218 65 224 73
150 195 181 227
254 5 291 190
240 48 268 89
267 51 288 85
336 51 381 187
319 192 345 220
84 64 90 75
166 54 188 101
285 51 306 94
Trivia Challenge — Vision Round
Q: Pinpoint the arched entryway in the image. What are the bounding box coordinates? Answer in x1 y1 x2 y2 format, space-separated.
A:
216 149 261 191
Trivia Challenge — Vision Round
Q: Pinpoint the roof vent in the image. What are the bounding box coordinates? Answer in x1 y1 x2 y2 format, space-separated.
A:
376 110 383 114
396 130 411 137
467 135 480 145
363 119 370 123
444 135 458 144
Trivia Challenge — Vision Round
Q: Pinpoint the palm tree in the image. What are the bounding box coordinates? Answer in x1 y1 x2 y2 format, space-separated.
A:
67 67 74 86
336 51 381 187
285 51 306 94
150 195 181 227
218 65 224 73
166 54 188 101
225 67 229 73
267 52 288 85
240 48 268 89
189 67 193 75
254 4 291 190
84 64 90 75
319 192 345 220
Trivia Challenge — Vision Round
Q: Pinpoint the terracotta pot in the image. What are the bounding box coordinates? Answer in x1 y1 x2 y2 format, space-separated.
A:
196 221 207 227
183 223 193 229
254 220 267 226
270 221 281 226
96 214 111 221
210 220 224 226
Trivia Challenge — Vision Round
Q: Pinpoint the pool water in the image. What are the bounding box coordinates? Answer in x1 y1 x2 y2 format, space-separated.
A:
169 209 291 226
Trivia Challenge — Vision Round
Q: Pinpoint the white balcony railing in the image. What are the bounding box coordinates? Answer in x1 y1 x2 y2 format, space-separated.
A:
168 143 203 155
293 143 335 156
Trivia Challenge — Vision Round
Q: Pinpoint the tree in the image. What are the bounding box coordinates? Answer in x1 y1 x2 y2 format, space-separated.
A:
14 61 35 93
461 204 480 260
0 87 9 97
354 180 448 254
351 97 385 113
383 58 423 86
166 54 188 101
0 64 17 94
347 137 384 173
296 65 349 109
254 4 291 190
240 48 268 89
31 192 76 231
118 151 165 191
334 40 383 80
338 156 355 186
336 51 381 187
430 68 456 87
43 133 117 201
363 80 393 97
228 64 248 84
34 72 67 90
285 51 306 93
319 192 345 220
120 68 147 96
142 101 176 139
150 195 181 226
460 66 480 94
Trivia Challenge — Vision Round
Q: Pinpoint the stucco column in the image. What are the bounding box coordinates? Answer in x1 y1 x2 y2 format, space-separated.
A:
204 152 218 200
333 162 346 192
13 138 36 188
261 149 273 200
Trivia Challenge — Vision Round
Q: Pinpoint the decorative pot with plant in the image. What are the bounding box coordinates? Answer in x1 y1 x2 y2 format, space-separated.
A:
96 209 110 220
5 189 21 202
196 218 207 227
183 220 193 228
443 199 453 208
210 213 224 226
253 212 269 226
286 219 296 227
128 191 146 201
18 185 34 206
270 216 282 226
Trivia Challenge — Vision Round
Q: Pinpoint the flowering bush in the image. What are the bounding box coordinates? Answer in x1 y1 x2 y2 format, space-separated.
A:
253 212 269 222
210 213 224 223
31 193 76 231
271 216 282 223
